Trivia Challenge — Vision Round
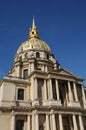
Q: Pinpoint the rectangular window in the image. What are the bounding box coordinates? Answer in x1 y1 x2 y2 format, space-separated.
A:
23 69 28 79
18 89 24 100
16 120 24 130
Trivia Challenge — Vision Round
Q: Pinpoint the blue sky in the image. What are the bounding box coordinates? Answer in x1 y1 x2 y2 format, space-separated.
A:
0 0 86 86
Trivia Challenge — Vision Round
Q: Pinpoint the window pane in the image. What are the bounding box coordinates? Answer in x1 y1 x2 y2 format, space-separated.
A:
47 54 49 59
23 69 28 79
18 89 24 100
25 53 28 59
16 120 24 130
36 52 40 58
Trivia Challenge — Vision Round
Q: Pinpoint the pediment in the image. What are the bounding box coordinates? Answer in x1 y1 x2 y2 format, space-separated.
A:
58 68 77 78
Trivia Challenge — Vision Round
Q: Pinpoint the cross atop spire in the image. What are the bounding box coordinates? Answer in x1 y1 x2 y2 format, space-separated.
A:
32 17 35 28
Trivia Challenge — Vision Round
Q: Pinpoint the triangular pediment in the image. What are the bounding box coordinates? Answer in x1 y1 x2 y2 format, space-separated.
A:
58 68 77 78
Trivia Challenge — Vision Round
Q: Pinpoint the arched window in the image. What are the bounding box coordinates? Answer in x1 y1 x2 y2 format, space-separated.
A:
36 52 40 58
25 53 28 59
23 69 28 79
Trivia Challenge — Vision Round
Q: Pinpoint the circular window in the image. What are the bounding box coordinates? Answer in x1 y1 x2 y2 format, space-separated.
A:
32 31 34 34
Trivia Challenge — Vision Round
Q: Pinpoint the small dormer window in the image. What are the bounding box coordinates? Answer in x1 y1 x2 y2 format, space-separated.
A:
25 53 28 59
36 52 40 58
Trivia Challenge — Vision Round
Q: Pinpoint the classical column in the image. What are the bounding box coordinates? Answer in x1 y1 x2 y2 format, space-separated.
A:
82 86 86 106
68 81 73 102
73 82 78 102
52 114 56 130
72 115 78 130
46 115 50 130
55 79 60 100
16 65 20 77
49 79 53 99
11 114 15 130
59 114 63 130
34 78 38 99
27 86 30 101
35 114 39 130
79 115 84 130
27 115 30 130
32 114 35 130
44 79 47 100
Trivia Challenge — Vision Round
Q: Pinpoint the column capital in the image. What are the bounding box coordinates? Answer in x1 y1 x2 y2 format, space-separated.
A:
33 110 38 114
11 110 15 115
50 109 54 114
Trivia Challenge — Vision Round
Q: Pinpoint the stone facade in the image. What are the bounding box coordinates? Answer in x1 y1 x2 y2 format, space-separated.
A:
0 19 86 130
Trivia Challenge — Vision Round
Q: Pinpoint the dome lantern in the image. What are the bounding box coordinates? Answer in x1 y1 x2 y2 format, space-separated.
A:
28 18 40 39
16 19 52 55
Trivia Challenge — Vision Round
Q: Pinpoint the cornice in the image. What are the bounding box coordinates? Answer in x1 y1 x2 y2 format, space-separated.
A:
2 76 30 85
0 105 86 114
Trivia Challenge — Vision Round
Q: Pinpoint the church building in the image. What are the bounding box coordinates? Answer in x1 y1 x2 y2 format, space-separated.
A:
0 19 86 130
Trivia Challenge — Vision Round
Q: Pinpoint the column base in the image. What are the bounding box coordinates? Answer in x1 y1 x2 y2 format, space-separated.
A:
43 99 61 106
12 101 17 106
32 99 39 106
18 102 31 107
67 101 80 107
0 101 17 107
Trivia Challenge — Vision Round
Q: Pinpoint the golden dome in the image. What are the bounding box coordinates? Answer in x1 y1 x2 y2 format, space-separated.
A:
16 19 51 54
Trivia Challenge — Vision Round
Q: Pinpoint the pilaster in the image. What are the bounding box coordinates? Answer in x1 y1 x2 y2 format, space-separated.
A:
11 114 15 130
27 115 30 130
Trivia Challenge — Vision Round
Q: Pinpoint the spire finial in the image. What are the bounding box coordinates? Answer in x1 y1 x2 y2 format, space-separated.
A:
32 17 35 28
28 18 40 39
